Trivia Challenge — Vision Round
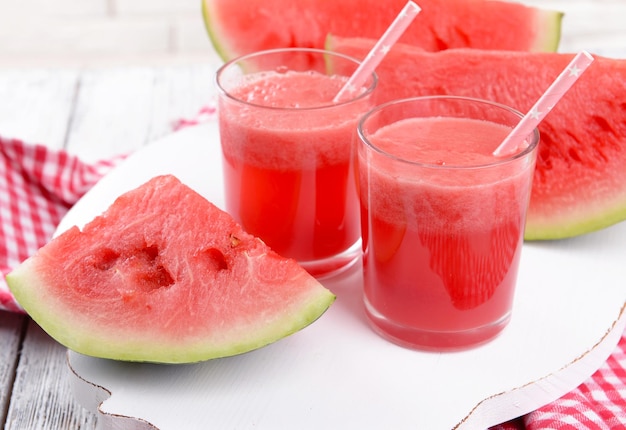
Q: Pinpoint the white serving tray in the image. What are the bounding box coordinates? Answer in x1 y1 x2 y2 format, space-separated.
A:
60 123 626 430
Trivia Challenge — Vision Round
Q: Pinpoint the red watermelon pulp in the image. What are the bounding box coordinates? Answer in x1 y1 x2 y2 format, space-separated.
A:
202 0 562 62
7 175 335 363
330 37 626 239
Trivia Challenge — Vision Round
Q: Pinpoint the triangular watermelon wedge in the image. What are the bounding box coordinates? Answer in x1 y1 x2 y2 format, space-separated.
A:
7 175 335 363
329 36 626 240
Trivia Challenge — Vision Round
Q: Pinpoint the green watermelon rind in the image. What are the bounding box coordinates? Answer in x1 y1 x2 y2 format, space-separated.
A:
524 197 626 241
7 256 335 363
531 10 563 52
202 0 230 63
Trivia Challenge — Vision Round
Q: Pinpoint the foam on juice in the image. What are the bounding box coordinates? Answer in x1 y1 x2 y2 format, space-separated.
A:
363 117 530 229
221 70 367 169
371 117 512 167
233 71 348 108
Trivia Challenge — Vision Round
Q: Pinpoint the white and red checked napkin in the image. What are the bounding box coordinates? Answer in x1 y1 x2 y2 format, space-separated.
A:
492 335 626 428
1 112 624 428
0 136 122 312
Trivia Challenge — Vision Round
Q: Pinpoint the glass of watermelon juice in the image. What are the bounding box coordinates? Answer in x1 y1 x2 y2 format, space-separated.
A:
357 96 539 351
216 48 377 278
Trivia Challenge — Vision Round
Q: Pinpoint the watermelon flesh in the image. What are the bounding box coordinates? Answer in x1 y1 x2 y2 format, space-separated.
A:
329 37 626 240
7 175 335 363
202 0 563 62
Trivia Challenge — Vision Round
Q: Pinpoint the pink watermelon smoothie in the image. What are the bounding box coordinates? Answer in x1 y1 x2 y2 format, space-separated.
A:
219 67 374 277
360 115 537 350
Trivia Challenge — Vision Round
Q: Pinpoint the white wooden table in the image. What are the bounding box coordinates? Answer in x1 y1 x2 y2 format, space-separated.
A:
0 1 625 428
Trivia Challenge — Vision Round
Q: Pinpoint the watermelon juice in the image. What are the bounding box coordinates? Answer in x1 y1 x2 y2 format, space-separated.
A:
357 96 539 350
217 48 376 278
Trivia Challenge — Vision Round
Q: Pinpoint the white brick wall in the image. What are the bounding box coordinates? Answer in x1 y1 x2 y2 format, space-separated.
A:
114 0 200 15
0 0 219 68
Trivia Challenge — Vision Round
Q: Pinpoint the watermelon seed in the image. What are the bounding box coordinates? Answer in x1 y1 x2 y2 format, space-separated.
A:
230 235 241 247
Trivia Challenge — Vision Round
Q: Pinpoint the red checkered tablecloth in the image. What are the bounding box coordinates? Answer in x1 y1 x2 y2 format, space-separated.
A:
1 126 625 428
0 136 122 312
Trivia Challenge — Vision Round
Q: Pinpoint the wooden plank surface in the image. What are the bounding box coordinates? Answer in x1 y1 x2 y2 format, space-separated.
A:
65 65 215 162
4 322 97 430
0 70 79 149
0 312 24 426
0 64 215 429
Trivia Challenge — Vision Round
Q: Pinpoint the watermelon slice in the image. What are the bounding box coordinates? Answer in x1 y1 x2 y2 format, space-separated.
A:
6 175 335 363
202 0 563 62
329 37 626 240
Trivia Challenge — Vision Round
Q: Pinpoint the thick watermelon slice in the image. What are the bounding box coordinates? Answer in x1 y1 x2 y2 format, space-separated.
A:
202 0 562 62
7 175 335 363
329 37 626 240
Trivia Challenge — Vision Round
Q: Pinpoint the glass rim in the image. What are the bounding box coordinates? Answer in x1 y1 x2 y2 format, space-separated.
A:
215 47 378 111
357 95 540 170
